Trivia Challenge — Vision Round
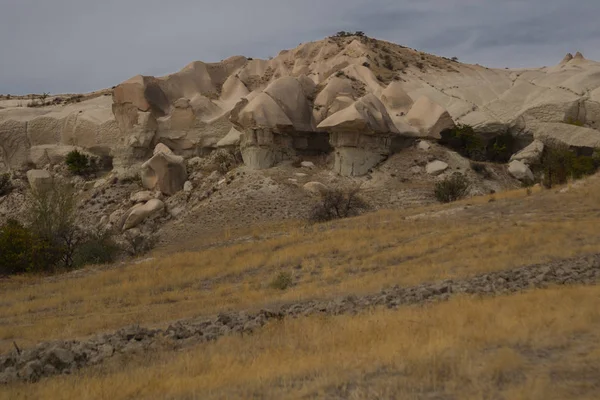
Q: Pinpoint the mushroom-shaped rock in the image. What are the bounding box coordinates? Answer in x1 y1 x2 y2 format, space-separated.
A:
426 161 449 176
510 140 544 166
233 93 293 131
216 127 242 148
122 199 165 231
406 96 455 139
318 94 398 134
303 181 329 195
141 152 187 195
263 76 314 132
26 170 53 193
508 160 534 182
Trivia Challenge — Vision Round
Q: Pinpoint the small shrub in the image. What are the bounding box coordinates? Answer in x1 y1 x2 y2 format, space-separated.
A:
434 173 470 203
335 71 346 78
362 62 370 68
309 187 370 222
487 132 516 162
269 271 293 290
451 56 459 62
122 230 158 257
65 150 98 177
440 125 485 160
470 161 488 175
0 220 56 275
74 230 121 267
540 144 599 188
0 173 12 196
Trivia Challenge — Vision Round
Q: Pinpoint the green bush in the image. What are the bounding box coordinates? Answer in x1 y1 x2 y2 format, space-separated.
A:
487 132 516 163
540 144 599 188
309 187 370 222
74 231 121 267
269 271 293 290
0 220 57 275
65 150 99 176
440 125 486 160
0 173 12 196
434 173 470 203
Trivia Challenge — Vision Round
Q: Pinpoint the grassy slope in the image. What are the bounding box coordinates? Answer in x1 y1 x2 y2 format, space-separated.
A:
4 285 600 399
2 177 600 398
2 181 600 353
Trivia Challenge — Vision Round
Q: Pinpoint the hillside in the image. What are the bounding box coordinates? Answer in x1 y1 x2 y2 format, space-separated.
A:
1 33 600 399
2 175 600 398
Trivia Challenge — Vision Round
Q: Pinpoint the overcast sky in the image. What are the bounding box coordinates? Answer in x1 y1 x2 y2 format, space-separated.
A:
1 0 599 95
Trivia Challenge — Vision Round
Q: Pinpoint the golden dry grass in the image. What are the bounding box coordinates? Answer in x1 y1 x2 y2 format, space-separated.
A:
1 179 600 353
4 284 600 399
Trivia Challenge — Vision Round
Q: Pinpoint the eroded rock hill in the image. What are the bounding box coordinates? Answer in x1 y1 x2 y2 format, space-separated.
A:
2 36 600 177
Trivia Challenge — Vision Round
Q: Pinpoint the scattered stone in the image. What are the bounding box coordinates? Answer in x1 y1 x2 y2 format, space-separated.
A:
1 254 599 384
122 199 165 231
183 181 193 193
508 160 534 182
130 191 154 204
303 181 329 195
426 160 449 176
417 140 431 151
301 161 315 168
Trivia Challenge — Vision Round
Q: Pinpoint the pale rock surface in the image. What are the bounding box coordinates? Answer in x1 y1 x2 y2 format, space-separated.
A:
510 140 544 165
301 161 315 168
406 97 455 139
303 181 329 195
26 170 53 193
153 143 174 155
183 181 193 192
426 161 449 176
417 141 431 151
131 191 154 204
122 199 165 230
508 160 534 182
141 152 187 195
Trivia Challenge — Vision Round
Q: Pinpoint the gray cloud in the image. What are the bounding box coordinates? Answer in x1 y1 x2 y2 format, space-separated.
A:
1 0 599 94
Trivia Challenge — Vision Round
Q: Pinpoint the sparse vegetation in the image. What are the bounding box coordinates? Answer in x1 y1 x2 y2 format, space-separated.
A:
333 31 366 38
0 173 12 196
269 271 293 290
309 187 370 222
440 124 485 160
434 173 470 203
540 144 599 188
65 150 99 177
122 230 158 257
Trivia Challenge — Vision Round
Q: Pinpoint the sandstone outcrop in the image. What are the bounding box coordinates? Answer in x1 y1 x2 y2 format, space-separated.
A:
122 199 165 231
1 36 600 179
508 160 534 182
141 152 187 195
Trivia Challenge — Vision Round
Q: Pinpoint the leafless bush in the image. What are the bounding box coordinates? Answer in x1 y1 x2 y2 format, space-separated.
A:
309 187 371 222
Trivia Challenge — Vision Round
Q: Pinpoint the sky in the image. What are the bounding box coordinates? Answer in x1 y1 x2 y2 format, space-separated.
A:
1 0 599 95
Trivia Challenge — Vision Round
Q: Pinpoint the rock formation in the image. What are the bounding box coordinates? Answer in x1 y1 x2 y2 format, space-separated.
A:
1 36 600 178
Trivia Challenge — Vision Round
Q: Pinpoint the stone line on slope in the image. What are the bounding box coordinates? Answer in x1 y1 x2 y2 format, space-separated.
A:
1 254 599 384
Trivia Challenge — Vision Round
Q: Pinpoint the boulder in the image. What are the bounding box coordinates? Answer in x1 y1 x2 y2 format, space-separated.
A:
26 170 53 193
508 160 534 182
301 161 315 168
141 152 187 195
122 199 165 230
417 141 431 151
130 191 154 204
510 140 544 165
318 94 399 134
303 181 329 195
406 96 455 139
184 181 193 192
426 161 449 176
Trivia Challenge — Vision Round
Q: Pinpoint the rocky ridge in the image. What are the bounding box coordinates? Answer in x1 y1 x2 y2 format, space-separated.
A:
2 35 600 180
1 253 598 384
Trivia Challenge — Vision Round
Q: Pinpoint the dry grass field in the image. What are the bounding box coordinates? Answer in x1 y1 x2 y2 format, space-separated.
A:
2 177 600 398
4 285 600 399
